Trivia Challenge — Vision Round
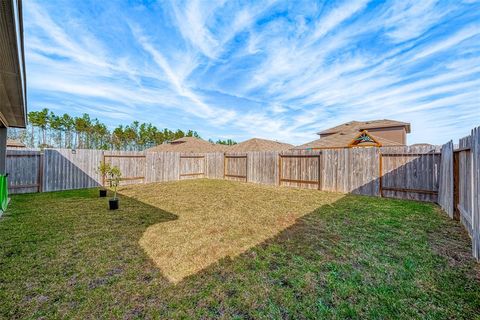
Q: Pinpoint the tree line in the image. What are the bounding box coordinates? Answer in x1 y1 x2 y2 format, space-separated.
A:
7 108 236 150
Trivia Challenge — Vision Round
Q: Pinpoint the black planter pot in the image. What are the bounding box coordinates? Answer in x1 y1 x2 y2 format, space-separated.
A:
109 198 119 210
99 189 107 197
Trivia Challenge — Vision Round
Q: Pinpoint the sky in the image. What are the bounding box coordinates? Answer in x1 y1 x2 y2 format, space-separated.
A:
24 0 480 145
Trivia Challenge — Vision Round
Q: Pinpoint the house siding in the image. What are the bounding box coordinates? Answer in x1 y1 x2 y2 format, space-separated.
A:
366 126 406 145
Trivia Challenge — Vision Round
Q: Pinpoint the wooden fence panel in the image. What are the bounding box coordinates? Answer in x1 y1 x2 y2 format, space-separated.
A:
247 151 278 186
179 154 205 179
457 138 472 233
336 149 350 193
319 148 379 195
382 146 440 202
438 142 454 218
145 152 180 183
349 148 380 196
43 149 103 192
6 149 42 194
321 149 339 192
205 152 224 179
224 153 247 182
104 151 146 186
279 152 320 190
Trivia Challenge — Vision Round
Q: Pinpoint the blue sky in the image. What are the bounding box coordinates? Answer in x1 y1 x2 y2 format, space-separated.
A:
24 0 480 145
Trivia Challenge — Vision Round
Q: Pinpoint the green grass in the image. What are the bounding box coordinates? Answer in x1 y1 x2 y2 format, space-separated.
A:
1 180 479 319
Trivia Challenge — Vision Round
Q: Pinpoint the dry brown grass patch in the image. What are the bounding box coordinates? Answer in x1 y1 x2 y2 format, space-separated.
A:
118 179 343 283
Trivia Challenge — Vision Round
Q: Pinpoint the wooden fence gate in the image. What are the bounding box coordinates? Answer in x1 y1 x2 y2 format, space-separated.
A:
379 150 441 202
224 154 247 181
278 154 322 189
103 153 146 186
179 154 205 179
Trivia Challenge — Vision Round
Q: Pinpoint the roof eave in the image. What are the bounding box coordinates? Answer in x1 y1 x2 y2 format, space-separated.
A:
0 0 28 128
359 123 411 133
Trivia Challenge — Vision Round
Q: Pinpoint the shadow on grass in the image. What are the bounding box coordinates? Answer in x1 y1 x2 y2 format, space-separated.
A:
164 194 480 319
0 188 178 318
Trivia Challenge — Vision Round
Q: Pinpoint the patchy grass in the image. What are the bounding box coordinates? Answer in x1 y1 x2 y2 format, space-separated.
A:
0 179 479 319
118 179 343 282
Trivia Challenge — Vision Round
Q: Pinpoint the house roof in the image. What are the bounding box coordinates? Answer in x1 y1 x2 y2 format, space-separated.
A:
318 119 411 135
294 130 402 150
0 0 27 128
7 139 25 148
146 137 227 153
227 138 293 152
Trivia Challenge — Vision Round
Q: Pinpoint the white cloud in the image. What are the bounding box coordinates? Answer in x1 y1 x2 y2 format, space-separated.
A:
383 0 446 42
412 25 480 60
309 0 369 42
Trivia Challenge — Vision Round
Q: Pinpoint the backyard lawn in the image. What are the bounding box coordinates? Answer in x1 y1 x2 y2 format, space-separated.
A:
1 179 479 319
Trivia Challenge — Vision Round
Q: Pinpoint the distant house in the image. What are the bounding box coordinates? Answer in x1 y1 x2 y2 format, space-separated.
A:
6 139 26 149
146 137 227 153
227 138 293 152
295 119 411 150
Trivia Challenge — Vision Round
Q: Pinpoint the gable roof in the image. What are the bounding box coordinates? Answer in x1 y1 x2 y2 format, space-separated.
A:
227 138 293 152
294 129 402 150
318 119 411 135
348 130 382 147
146 137 227 153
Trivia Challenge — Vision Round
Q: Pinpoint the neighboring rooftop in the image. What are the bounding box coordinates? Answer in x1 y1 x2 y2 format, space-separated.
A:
296 119 411 150
295 130 402 150
7 139 25 148
227 138 293 152
146 137 227 153
318 119 411 135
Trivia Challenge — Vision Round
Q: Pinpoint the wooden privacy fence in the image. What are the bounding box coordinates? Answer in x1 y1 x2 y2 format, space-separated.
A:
7 146 441 201
279 154 321 189
224 154 247 182
438 126 480 260
380 148 441 202
103 152 146 185
179 154 205 179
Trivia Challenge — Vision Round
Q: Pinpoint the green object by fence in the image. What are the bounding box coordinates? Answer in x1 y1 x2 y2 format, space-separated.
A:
0 175 8 212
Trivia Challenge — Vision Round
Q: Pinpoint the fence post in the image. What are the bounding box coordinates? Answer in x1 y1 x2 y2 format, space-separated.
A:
203 154 206 179
38 152 44 193
144 151 147 183
471 127 479 260
223 153 226 180
317 153 322 190
278 154 282 186
245 153 248 183
101 151 105 187
378 149 383 197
